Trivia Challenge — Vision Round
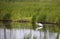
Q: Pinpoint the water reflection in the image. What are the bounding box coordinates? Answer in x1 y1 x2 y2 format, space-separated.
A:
0 21 60 39
0 28 60 39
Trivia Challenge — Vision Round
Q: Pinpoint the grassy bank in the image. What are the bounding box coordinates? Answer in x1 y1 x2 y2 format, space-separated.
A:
0 1 60 35
0 2 60 23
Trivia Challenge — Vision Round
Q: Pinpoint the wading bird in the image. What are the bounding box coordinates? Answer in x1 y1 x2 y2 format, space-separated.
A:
36 22 43 30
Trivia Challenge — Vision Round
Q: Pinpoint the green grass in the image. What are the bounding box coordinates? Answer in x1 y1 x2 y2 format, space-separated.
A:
0 2 60 31
0 2 60 22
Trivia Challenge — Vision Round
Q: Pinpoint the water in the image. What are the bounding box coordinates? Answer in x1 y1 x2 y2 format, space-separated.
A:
0 22 60 39
0 28 60 39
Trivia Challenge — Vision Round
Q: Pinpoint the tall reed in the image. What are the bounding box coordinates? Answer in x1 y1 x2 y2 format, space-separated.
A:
32 15 37 30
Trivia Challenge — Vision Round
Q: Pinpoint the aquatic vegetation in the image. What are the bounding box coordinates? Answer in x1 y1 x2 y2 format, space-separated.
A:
2 13 12 29
0 1 60 39
32 15 37 30
0 1 60 33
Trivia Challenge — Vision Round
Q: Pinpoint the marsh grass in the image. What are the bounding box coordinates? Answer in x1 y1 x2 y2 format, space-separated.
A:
0 2 60 21
0 2 60 32
32 15 37 30
2 13 12 29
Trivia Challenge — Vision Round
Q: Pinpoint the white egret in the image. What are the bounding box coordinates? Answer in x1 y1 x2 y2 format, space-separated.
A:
36 22 43 30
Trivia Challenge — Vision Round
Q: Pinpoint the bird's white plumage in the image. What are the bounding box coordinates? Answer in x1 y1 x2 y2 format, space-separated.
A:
36 23 43 27
36 22 43 30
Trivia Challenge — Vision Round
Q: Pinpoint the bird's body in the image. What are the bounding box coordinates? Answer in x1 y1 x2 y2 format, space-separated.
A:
36 23 43 27
36 22 43 30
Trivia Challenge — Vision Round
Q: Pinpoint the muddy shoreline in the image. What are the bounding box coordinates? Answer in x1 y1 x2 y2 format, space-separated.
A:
0 20 60 25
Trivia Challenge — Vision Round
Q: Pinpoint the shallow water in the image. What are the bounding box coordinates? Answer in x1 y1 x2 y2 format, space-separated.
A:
0 28 60 39
0 22 60 39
